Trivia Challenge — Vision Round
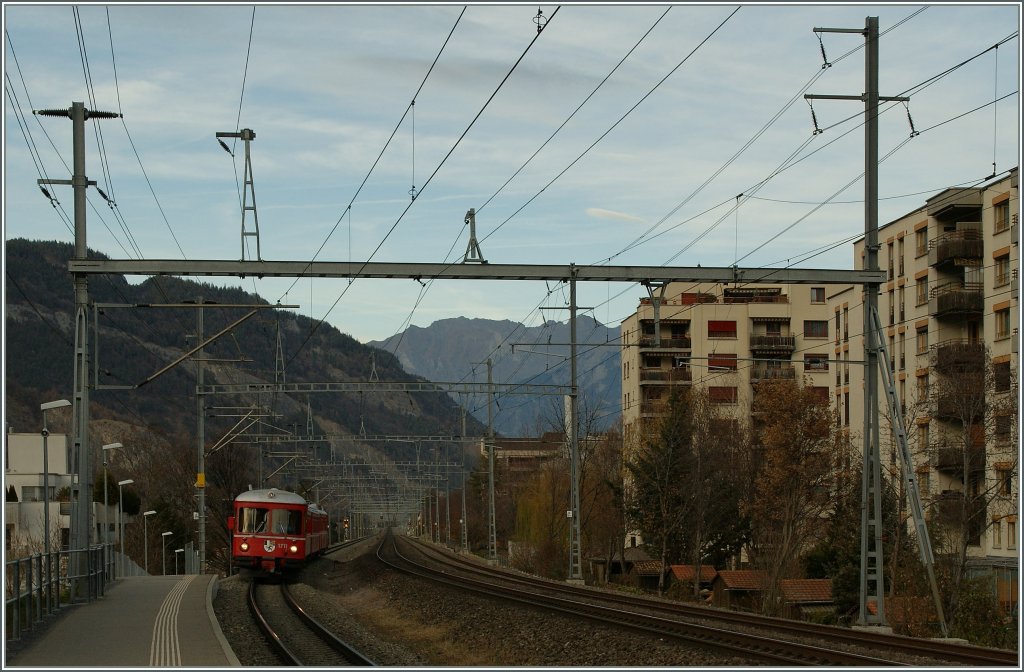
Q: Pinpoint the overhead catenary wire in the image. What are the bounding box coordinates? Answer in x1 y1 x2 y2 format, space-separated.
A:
285 6 557 372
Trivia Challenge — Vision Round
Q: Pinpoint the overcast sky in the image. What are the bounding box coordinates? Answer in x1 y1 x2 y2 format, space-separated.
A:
3 3 1021 346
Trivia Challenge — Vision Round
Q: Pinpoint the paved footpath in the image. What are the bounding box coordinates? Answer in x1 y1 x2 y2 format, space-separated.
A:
6 574 239 668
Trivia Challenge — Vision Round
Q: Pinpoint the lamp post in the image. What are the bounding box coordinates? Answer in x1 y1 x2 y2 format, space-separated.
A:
40 399 70 611
174 548 184 575
101 443 123 546
142 510 156 574
161 531 173 576
117 479 134 576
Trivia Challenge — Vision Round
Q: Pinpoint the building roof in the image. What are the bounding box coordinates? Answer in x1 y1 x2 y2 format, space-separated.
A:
780 579 832 603
714 569 768 590
632 560 668 577
670 564 718 582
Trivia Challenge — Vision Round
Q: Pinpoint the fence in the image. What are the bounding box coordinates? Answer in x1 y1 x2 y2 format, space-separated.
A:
5 544 113 644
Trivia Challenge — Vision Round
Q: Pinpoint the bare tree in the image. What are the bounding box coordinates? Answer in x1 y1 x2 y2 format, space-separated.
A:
925 344 1018 630
745 378 851 617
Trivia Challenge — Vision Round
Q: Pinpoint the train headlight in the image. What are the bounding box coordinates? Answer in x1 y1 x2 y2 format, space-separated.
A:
240 541 249 551
289 545 299 554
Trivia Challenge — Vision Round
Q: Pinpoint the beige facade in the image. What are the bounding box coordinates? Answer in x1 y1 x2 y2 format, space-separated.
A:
618 169 1018 604
844 169 1018 591
620 282 844 442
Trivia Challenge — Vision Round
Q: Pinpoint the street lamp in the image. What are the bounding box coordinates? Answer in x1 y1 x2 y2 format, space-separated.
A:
39 400 70 561
40 399 70 610
142 510 156 574
101 443 123 546
117 479 134 576
161 532 173 576
174 548 184 575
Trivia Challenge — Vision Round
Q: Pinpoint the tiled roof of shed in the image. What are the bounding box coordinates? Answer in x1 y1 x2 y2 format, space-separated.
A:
670 565 718 582
714 569 767 590
780 579 832 603
632 560 667 576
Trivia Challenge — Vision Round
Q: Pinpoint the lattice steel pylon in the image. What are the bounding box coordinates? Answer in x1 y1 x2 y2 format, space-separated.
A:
217 128 261 261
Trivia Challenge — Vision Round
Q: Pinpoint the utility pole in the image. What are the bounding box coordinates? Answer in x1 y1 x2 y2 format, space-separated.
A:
35 101 120 600
216 128 261 261
195 297 207 575
567 268 583 582
806 16 908 629
486 358 497 564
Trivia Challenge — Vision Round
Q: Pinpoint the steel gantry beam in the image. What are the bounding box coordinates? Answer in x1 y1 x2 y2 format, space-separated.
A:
69 258 884 285
196 381 569 396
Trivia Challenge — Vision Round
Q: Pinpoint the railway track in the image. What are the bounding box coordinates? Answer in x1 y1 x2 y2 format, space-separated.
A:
399 536 1018 668
376 532 905 666
248 580 375 666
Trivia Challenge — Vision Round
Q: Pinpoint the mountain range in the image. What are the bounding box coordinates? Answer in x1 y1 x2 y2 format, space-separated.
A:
369 316 621 436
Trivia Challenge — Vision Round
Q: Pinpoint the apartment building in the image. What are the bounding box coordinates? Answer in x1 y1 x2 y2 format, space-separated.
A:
843 169 1018 608
620 281 844 442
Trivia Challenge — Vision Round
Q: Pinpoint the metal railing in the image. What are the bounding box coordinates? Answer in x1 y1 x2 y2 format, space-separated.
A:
5 544 112 644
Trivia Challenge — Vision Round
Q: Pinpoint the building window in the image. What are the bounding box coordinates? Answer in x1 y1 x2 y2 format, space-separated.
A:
995 255 1010 286
995 200 1010 233
915 229 928 257
708 353 738 371
898 238 905 277
917 373 929 403
888 242 895 280
811 386 830 403
919 422 929 451
844 391 850 425
843 307 849 342
805 353 828 371
1008 519 1017 550
708 320 736 338
899 332 906 370
994 361 1012 392
916 279 928 306
995 415 1012 442
916 469 929 497
916 327 929 354
844 352 850 384
992 520 1002 549
898 286 905 323
811 287 825 304
804 320 828 339
995 308 1011 340
888 289 895 325
708 386 738 404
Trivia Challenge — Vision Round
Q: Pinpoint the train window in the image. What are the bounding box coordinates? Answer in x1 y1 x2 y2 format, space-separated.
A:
270 509 302 534
238 507 269 534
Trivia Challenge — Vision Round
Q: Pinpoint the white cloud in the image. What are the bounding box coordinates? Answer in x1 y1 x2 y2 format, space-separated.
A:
585 208 644 223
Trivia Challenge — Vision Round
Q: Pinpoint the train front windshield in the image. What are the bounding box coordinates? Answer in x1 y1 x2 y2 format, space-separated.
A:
237 507 302 534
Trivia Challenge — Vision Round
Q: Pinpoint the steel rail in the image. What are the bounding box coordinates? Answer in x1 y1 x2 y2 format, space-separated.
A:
377 533 903 667
403 538 1019 667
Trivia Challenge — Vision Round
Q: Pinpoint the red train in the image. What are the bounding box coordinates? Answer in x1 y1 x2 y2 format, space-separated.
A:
228 487 329 576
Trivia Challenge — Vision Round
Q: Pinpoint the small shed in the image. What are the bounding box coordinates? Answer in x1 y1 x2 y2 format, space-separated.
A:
711 569 767 611
670 564 718 596
609 546 653 578
632 560 670 591
780 578 833 620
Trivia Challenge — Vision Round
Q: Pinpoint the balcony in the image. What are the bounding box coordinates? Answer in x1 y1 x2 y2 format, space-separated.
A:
638 336 692 350
932 442 985 474
931 340 985 374
750 363 796 382
928 230 983 267
933 387 985 421
1012 212 1019 245
749 335 796 352
929 282 983 318
931 490 986 544
639 368 692 384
